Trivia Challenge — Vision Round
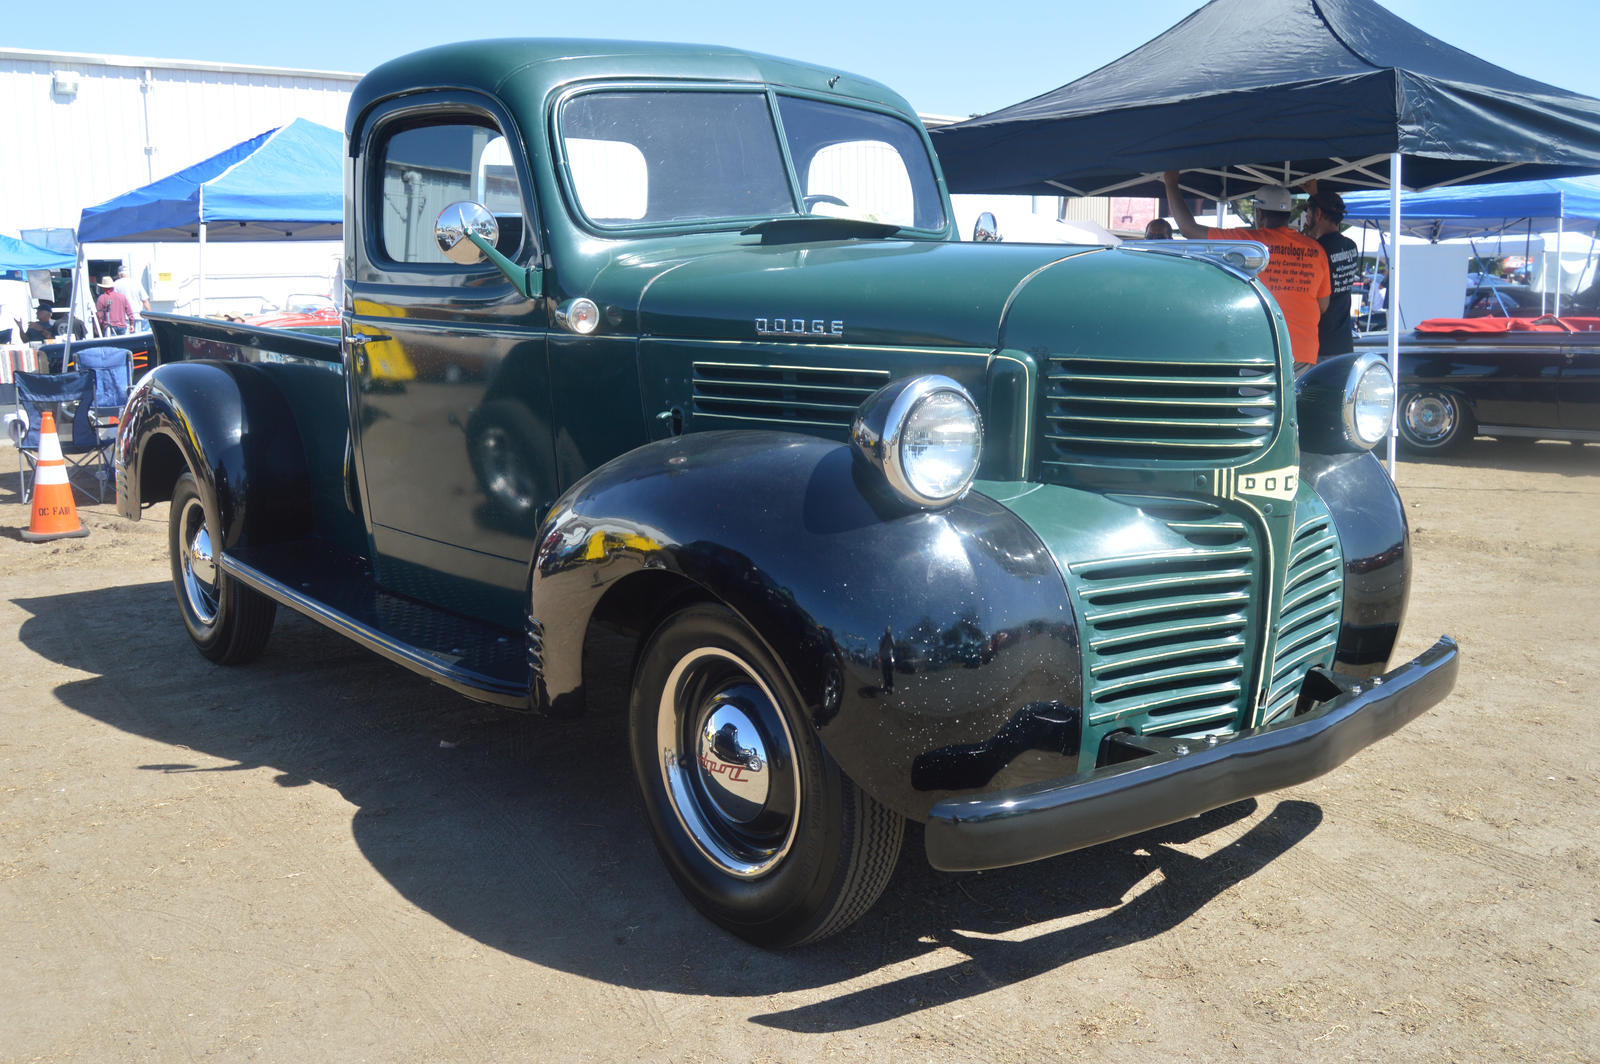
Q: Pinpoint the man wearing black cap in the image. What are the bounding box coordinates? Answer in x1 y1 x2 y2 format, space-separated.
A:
1304 185 1359 358
18 303 58 344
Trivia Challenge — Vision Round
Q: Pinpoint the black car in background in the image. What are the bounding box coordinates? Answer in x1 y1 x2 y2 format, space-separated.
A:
1357 320 1600 452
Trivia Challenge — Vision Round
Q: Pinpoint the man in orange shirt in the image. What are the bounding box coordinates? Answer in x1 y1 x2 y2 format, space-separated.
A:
1162 172 1330 371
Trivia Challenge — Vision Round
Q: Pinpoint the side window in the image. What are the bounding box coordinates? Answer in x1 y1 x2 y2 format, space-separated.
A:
375 118 527 265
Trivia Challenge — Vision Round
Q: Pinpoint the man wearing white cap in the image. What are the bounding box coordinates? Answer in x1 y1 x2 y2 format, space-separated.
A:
113 265 150 333
95 275 134 336
1163 171 1331 372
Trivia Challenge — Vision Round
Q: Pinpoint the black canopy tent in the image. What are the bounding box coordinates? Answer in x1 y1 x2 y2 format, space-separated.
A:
930 0 1600 470
930 0 1600 201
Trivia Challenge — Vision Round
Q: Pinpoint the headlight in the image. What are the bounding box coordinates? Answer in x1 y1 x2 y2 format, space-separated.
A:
851 375 983 508
1345 352 1395 449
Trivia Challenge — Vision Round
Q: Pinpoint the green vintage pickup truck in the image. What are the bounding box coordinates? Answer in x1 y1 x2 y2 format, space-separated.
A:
118 39 1457 947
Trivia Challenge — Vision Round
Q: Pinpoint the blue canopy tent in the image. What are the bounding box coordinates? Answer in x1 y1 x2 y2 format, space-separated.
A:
1342 175 1600 314
1 233 75 279
76 118 343 315
1341 176 1600 239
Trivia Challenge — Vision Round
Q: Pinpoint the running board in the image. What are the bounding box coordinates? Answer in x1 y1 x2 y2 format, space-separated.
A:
1478 424 1600 443
219 541 531 708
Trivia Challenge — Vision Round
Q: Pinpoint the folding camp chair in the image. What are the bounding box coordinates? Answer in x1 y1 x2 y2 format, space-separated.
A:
13 370 99 504
69 346 134 499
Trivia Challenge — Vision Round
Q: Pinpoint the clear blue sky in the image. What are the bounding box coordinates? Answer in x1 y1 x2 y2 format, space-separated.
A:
7 0 1598 118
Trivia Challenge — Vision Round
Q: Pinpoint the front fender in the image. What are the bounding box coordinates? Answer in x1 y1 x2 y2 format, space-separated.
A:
1301 448 1410 676
530 431 1082 822
115 361 313 551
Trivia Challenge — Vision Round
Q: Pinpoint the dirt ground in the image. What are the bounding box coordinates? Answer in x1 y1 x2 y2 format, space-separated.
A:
1 440 1596 1064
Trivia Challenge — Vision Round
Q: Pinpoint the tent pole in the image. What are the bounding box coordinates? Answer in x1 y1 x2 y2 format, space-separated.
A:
63 244 83 367
1386 153 1402 477
1554 202 1564 317
198 220 206 317
64 244 83 361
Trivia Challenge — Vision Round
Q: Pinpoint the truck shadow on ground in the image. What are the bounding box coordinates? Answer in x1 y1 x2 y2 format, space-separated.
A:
17 582 1322 1031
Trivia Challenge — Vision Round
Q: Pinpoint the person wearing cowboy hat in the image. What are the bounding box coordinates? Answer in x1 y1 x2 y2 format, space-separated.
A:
1163 171 1331 372
95 275 134 336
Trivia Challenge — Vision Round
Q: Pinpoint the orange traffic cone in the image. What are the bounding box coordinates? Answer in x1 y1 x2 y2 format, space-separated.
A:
21 410 90 543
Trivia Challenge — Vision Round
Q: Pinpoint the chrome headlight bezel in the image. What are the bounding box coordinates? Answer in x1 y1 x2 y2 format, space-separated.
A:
1343 351 1396 450
1296 350 1397 455
851 375 983 509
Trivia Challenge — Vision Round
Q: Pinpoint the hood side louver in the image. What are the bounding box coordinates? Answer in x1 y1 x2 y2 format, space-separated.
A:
691 361 890 435
1041 355 1279 468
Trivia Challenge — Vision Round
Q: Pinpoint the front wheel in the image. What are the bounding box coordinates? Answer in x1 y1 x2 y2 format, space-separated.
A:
629 604 903 948
168 472 276 664
1398 390 1475 454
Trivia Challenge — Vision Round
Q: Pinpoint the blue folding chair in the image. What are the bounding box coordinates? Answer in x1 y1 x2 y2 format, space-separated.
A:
70 347 134 499
14 370 99 503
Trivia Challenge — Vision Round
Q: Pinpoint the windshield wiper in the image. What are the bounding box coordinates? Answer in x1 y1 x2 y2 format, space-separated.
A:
742 216 904 243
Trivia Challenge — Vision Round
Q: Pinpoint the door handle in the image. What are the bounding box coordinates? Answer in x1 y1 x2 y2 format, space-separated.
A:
347 333 391 379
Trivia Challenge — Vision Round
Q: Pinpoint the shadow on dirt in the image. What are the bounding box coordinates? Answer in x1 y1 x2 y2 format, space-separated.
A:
16 580 1321 1031
1399 437 1599 477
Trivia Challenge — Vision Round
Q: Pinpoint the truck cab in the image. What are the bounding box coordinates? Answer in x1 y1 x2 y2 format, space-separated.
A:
117 39 1457 948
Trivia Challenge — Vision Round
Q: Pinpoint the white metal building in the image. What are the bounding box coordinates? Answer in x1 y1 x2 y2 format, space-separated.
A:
0 47 360 328
0 47 1135 335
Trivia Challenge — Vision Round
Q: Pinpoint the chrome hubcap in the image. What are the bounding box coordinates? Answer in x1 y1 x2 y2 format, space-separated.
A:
179 497 219 626
1405 394 1456 444
657 647 799 877
696 701 771 824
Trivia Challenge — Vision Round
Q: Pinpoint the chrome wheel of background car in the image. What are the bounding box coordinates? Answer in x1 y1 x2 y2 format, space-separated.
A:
656 648 800 877
177 495 220 626
466 399 548 522
1399 391 1473 453
629 603 904 947
167 472 277 665
475 426 537 516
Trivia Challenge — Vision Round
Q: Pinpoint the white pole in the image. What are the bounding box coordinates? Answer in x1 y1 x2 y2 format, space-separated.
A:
1554 198 1564 317
197 221 207 316
1387 153 1402 477
197 184 206 316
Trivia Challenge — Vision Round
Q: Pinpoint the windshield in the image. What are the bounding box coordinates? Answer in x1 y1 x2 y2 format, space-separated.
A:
558 89 946 233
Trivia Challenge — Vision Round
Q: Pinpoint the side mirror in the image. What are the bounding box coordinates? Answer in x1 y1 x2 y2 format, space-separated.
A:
972 211 1000 243
433 201 541 299
435 201 499 265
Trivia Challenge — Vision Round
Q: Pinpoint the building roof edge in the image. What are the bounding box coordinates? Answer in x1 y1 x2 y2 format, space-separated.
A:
0 46 361 81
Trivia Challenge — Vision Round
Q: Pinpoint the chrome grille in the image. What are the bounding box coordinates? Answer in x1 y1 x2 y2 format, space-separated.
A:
1260 505 1344 725
692 362 889 434
1073 511 1255 734
1041 355 1278 466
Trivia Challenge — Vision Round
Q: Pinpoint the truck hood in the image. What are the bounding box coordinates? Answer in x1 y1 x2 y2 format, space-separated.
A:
626 239 1103 349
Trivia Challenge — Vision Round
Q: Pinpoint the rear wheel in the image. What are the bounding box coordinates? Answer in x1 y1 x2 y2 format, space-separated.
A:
168 472 276 664
1398 390 1474 454
629 603 903 948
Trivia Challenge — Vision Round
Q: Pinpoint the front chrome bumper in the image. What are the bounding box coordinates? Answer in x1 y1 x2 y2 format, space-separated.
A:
924 636 1459 872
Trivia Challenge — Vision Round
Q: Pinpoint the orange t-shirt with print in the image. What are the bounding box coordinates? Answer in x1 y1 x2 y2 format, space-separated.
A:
1207 225 1332 365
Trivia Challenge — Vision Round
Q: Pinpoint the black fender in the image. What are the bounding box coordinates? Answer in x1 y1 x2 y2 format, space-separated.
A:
529 430 1083 822
1301 448 1410 677
115 360 314 552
